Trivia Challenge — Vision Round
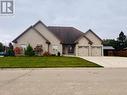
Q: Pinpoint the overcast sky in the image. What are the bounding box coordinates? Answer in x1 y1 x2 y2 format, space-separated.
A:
0 0 127 45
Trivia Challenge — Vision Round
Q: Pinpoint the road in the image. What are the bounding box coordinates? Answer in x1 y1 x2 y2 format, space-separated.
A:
0 68 127 95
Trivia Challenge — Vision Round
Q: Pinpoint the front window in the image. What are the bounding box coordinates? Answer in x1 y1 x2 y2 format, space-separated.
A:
52 45 58 55
21 44 27 49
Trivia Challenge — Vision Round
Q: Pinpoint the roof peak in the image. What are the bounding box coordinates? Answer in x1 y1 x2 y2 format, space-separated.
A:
48 26 74 28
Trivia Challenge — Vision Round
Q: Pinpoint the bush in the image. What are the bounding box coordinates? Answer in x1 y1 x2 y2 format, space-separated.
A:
14 47 21 54
25 44 35 56
5 43 15 56
0 42 4 52
14 47 24 55
34 45 43 56
7 49 15 56
43 51 51 56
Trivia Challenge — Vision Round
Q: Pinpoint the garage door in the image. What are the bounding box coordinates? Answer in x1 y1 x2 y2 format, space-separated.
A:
78 46 89 56
91 46 102 56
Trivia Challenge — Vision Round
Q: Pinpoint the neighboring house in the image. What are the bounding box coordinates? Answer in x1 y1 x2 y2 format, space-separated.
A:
12 20 103 56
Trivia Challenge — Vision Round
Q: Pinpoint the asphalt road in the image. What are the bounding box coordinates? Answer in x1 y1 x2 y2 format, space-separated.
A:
0 68 127 95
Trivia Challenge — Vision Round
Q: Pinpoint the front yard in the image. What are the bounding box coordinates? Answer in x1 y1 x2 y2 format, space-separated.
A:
0 56 102 68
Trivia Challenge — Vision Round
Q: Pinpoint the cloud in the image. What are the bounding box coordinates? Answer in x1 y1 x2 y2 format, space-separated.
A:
0 0 127 44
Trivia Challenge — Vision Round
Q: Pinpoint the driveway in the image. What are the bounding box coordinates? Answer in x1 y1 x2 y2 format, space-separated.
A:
0 68 127 95
80 56 127 68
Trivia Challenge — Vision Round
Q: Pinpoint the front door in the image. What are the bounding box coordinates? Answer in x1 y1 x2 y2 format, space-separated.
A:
62 45 75 55
68 45 75 54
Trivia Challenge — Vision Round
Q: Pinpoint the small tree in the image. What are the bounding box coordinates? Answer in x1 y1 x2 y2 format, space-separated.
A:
103 32 127 50
25 44 35 56
7 43 15 56
116 31 127 50
117 31 126 43
7 49 15 56
0 42 4 52
9 43 13 50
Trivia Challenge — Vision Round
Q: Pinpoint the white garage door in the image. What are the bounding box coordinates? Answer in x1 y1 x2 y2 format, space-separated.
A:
78 46 89 56
91 46 102 56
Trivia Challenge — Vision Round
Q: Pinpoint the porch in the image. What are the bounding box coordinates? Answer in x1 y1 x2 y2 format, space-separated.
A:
62 44 76 55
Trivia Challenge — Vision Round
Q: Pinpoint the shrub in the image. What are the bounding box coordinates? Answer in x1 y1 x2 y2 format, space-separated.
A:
14 47 22 55
7 49 15 56
6 43 15 56
43 51 51 56
34 45 43 56
0 42 4 52
25 44 35 56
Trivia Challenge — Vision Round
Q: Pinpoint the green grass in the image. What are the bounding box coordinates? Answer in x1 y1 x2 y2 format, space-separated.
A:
0 56 102 68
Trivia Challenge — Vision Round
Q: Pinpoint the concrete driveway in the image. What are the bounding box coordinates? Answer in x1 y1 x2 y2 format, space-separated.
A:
80 56 127 68
0 68 127 95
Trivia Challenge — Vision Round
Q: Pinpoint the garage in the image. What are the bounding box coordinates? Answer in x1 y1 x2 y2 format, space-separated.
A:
91 46 102 56
77 46 89 56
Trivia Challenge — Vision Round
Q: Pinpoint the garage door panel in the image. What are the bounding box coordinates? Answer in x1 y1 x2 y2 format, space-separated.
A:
92 46 102 56
78 46 89 56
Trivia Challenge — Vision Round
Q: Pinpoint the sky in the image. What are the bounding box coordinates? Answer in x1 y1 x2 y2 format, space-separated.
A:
0 0 127 45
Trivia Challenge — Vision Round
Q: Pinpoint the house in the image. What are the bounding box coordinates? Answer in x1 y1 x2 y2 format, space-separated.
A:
12 20 103 56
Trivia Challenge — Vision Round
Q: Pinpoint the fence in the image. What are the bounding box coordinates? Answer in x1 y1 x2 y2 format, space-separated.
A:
107 50 127 57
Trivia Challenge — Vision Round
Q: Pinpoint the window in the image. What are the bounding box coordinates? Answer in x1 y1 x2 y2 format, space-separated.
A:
21 44 27 49
52 45 58 55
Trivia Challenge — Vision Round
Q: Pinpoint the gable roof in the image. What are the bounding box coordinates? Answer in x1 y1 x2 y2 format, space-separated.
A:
12 20 102 45
32 27 50 44
33 21 61 42
85 29 102 42
74 34 93 45
12 25 50 43
48 26 84 44
12 26 33 43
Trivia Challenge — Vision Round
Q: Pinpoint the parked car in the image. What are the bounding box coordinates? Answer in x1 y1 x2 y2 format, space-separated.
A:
0 52 5 57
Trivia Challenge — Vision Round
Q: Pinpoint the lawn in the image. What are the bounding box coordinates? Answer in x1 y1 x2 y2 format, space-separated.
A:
0 56 102 68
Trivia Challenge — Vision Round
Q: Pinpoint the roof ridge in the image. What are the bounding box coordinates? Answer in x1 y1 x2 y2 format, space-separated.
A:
12 26 33 43
32 20 62 43
85 29 102 42
48 26 74 28
74 33 93 45
32 27 50 43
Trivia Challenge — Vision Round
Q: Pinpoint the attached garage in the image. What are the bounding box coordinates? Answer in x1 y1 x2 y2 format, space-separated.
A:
91 46 102 56
75 29 103 56
77 46 89 56
77 46 103 56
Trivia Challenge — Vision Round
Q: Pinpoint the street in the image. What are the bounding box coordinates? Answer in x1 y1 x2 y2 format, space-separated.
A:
0 68 126 95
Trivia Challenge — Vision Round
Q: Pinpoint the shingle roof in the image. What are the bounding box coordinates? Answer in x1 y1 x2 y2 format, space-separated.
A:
12 26 50 44
12 26 33 43
48 26 84 44
13 21 101 45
